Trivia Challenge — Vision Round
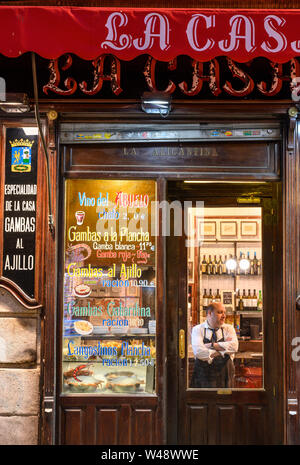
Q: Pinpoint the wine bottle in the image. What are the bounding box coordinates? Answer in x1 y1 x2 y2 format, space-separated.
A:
257 257 262 275
218 255 223 275
257 290 263 311
248 289 252 311
238 291 244 311
212 255 217 275
242 289 247 310
207 255 212 275
250 254 255 275
215 289 221 302
201 255 207 274
203 289 208 310
253 251 258 275
252 289 258 310
208 289 214 305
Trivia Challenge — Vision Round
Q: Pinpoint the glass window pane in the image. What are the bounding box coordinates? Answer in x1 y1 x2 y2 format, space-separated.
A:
62 179 156 395
187 206 263 390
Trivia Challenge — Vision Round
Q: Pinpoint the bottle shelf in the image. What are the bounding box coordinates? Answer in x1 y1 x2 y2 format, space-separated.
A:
236 311 263 316
201 273 262 277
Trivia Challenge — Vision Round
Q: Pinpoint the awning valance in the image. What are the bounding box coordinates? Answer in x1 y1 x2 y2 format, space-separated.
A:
1 6 300 62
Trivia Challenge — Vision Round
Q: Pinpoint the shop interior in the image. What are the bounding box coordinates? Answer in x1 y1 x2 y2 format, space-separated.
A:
187 206 263 389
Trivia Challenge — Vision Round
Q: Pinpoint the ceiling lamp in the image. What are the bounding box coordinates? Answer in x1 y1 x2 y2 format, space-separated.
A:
141 91 172 117
0 93 31 113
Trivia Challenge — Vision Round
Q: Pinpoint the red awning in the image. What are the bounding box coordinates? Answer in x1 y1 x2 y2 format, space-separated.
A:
1 6 300 62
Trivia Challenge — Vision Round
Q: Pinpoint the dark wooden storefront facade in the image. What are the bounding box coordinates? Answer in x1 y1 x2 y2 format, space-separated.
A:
0 2 299 446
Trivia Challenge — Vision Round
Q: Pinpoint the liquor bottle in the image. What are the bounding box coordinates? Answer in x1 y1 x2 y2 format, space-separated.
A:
207 255 212 275
253 251 258 275
208 289 214 305
201 255 207 274
242 289 247 310
223 255 228 274
238 291 244 311
250 254 255 275
217 255 223 275
252 289 258 310
257 290 263 311
203 289 209 310
212 255 217 275
248 289 252 311
257 257 262 275
215 289 221 302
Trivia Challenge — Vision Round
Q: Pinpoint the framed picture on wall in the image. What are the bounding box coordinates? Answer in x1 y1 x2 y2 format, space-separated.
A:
241 221 258 237
220 221 237 237
198 220 216 239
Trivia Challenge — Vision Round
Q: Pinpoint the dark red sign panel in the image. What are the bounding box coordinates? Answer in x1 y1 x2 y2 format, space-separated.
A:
1 7 300 62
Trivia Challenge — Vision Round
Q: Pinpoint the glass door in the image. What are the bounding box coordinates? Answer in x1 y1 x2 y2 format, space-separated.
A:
169 184 283 445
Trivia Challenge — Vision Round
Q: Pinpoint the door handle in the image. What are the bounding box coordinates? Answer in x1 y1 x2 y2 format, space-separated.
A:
179 329 185 359
296 295 300 311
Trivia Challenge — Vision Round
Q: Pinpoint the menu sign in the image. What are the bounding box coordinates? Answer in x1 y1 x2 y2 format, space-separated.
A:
2 128 38 298
62 179 156 395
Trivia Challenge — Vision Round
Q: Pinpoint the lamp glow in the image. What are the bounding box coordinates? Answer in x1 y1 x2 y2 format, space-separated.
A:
226 258 237 271
239 258 250 271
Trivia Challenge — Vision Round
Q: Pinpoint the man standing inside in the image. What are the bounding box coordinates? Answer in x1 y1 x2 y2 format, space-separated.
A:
191 302 238 388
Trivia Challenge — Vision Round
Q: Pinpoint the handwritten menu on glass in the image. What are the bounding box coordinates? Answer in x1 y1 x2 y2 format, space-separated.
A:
62 180 156 395
2 128 38 298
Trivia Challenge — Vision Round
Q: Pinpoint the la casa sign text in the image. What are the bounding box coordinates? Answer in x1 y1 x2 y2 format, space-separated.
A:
43 54 300 99
100 12 300 55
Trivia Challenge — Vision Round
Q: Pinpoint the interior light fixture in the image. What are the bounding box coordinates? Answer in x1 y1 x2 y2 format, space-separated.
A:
0 93 31 113
239 258 250 272
225 257 237 271
141 91 172 117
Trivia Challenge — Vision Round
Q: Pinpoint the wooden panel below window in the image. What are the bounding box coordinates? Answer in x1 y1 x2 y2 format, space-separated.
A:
132 408 156 445
245 405 267 445
185 401 268 445
216 405 236 445
187 405 208 445
60 408 85 445
96 408 120 445
59 399 159 445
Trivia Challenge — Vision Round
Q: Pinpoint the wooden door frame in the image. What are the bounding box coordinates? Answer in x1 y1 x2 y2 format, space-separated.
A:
39 101 299 445
166 183 283 445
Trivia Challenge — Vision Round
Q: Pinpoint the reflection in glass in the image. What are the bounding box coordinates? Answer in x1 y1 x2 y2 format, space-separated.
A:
187 207 264 390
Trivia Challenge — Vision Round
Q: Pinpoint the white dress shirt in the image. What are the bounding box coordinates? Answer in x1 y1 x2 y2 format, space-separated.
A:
191 320 239 364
